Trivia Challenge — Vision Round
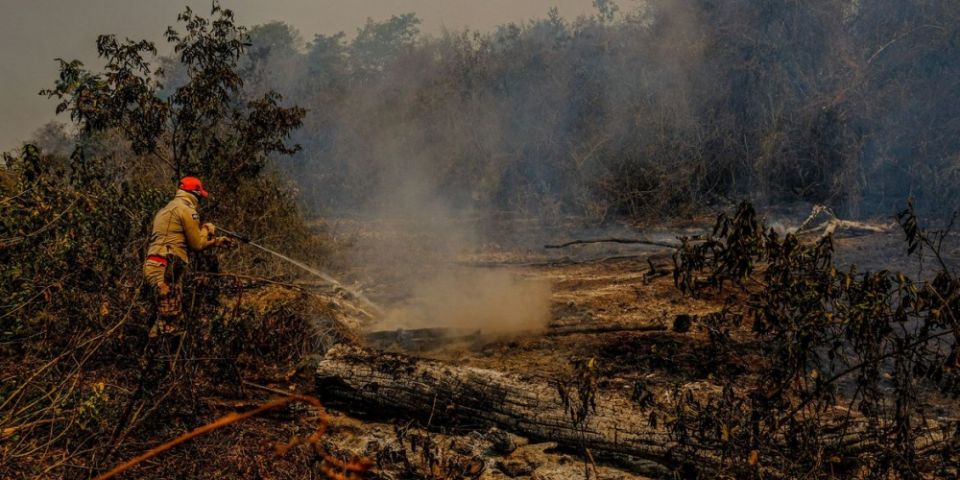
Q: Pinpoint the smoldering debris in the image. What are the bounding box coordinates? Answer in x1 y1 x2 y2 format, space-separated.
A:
370 268 552 338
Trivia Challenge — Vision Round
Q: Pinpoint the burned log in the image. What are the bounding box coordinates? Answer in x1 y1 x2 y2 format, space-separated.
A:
315 345 719 472
316 346 952 476
364 327 482 350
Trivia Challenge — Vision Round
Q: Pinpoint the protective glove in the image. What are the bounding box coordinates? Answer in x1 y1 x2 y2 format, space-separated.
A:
202 223 217 235
214 236 237 249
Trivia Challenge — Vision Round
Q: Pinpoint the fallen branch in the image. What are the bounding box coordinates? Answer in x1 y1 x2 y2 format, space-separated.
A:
363 323 669 350
807 219 894 237
795 204 894 238
1 416 65 439
545 237 680 250
546 323 668 337
95 394 370 480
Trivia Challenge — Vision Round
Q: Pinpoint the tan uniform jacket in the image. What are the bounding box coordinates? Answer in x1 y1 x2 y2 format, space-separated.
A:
146 190 214 264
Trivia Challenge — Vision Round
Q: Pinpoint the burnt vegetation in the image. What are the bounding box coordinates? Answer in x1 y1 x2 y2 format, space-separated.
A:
1 4 346 479
2 0 960 479
668 202 960 477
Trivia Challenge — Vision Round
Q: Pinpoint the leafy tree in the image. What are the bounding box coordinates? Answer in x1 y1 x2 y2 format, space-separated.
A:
42 2 305 188
593 0 620 24
350 13 421 80
306 32 349 89
245 21 301 63
240 21 307 98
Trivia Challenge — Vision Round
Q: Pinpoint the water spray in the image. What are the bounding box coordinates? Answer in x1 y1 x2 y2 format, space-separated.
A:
218 227 384 317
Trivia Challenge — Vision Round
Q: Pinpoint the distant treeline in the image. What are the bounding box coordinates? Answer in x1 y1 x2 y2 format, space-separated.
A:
165 0 960 220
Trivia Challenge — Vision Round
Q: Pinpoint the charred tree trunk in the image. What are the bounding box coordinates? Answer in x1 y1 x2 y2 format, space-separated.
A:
315 345 719 472
315 346 949 476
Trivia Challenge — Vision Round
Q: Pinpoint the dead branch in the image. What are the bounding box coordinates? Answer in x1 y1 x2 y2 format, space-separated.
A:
94 394 370 480
545 237 680 249
546 323 668 337
794 204 894 238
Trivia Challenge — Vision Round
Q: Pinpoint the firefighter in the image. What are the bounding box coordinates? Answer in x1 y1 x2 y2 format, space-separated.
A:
143 176 233 336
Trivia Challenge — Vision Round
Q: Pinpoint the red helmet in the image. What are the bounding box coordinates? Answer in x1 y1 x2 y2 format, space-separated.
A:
178 176 209 198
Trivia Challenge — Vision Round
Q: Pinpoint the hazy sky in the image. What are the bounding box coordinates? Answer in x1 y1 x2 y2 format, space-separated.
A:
0 0 597 151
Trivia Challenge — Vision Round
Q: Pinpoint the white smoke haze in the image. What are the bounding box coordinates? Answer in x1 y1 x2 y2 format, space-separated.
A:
373 268 552 335
0 0 598 151
345 147 554 337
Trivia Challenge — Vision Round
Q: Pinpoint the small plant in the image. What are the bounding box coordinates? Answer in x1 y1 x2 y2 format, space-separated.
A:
556 357 599 427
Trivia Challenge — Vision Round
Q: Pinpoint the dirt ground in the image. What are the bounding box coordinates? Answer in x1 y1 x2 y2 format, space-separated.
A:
297 216 717 479
297 206 960 479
